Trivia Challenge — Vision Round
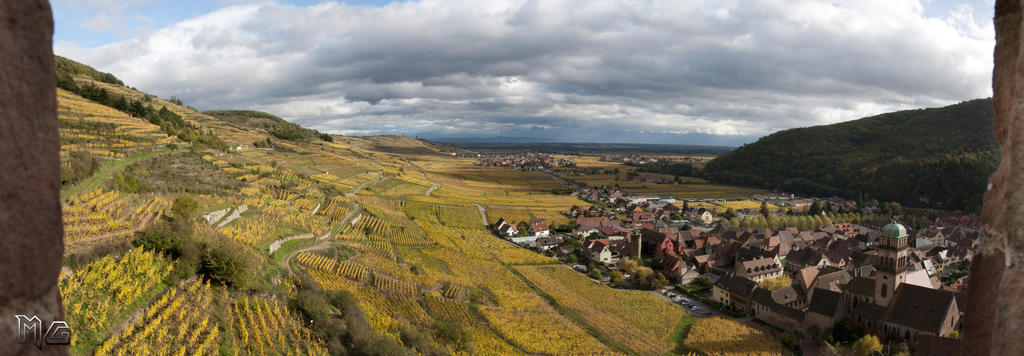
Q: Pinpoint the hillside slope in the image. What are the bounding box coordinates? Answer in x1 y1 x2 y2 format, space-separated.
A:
704 98 997 212
55 55 722 356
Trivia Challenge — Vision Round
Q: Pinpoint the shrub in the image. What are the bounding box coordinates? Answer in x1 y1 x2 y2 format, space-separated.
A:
433 318 471 351
171 194 198 222
199 237 252 288
852 334 882 356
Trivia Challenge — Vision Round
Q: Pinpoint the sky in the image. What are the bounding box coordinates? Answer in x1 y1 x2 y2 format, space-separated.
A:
53 0 996 146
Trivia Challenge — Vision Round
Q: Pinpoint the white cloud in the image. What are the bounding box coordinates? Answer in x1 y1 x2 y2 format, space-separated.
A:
55 0 995 145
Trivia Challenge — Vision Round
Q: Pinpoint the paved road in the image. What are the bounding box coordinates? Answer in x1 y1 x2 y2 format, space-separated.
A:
542 171 567 186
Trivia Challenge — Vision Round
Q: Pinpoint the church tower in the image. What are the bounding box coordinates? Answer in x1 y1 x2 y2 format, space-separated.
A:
874 220 910 307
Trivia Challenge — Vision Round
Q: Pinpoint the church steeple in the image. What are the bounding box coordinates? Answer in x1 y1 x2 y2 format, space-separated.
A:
877 220 910 273
874 220 910 306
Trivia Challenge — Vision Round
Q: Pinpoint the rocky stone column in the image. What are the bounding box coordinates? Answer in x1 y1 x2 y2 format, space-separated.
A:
965 1 1024 355
0 1 67 355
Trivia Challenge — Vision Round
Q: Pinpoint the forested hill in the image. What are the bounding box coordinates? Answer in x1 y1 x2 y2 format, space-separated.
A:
703 98 997 212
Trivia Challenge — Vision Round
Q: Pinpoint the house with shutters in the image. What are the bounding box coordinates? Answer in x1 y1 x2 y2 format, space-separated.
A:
713 274 759 315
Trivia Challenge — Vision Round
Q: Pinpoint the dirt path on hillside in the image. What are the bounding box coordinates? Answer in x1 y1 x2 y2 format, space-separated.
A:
473 203 488 227
347 175 386 197
269 231 334 255
268 233 314 254
281 241 333 277
339 201 360 225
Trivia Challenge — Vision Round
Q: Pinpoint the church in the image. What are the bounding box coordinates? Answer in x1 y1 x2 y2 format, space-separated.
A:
845 221 961 342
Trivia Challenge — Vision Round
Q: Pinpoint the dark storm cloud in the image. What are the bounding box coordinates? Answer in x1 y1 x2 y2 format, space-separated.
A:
56 0 993 145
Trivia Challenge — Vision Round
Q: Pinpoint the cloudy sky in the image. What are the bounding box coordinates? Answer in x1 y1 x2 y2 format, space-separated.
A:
53 0 995 146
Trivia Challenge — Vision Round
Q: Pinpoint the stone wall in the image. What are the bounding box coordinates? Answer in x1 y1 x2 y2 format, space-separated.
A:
964 1 1024 355
0 1 67 355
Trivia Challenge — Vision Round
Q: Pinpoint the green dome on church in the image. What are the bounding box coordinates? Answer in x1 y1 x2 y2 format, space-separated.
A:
882 221 908 238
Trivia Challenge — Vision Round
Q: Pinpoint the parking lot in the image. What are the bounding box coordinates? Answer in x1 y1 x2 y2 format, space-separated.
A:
652 288 716 317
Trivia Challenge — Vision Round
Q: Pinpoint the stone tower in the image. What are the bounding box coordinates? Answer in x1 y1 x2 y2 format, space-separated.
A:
874 220 911 307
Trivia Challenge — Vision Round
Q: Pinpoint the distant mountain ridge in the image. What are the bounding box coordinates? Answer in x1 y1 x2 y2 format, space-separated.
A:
704 98 998 212
446 141 732 155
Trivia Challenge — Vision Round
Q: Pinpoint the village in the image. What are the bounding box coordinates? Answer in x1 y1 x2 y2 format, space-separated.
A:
471 153 576 170
490 183 974 355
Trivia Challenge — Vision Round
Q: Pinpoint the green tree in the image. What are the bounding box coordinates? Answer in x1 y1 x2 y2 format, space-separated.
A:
635 266 654 288
433 319 471 350
617 258 639 275
727 217 740 227
761 275 792 290
171 194 198 222
652 273 669 289
852 334 882 356
200 237 252 289
760 201 770 216
808 201 822 216
609 270 624 284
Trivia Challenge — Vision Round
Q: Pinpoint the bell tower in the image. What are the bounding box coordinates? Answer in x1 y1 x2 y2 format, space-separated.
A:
874 220 910 307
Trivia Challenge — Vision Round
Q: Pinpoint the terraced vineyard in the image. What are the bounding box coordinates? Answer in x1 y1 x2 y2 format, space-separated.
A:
683 317 784 356
515 265 691 355
55 62 778 356
60 248 173 353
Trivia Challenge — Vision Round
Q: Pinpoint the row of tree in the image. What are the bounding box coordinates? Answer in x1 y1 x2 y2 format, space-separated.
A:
725 212 863 230
58 73 225 148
